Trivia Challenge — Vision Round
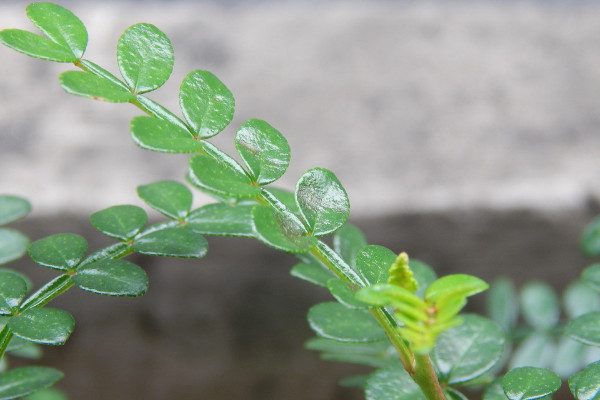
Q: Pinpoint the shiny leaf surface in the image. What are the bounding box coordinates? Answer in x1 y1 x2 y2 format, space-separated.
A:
566 311 600 346
0 228 28 265
59 71 135 102
356 245 395 286
252 206 316 253
295 168 350 236
327 278 368 309
483 379 510 400
131 116 202 153
569 360 600 400
90 205 147 241
307 302 386 342
137 180 192 220
132 227 208 258
333 224 367 268
365 365 426 400
0 366 63 400
73 259 148 297
8 308 75 345
0 195 31 226
179 70 234 138
187 203 255 237
234 119 290 185
0 29 76 62
28 234 87 271
502 367 561 400
117 23 173 93
432 314 505 385
0 271 28 315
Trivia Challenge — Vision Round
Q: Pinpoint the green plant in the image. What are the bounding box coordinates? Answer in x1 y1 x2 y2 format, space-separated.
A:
0 3 599 399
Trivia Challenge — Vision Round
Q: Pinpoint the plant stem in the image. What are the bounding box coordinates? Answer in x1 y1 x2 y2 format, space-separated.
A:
0 325 12 360
412 353 446 400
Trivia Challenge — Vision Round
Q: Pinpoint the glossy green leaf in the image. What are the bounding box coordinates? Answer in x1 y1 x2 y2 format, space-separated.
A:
19 275 72 312
0 366 63 400
8 308 75 345
307 302 386 342
0 268 32 292
26 2 87 59
564 281 600 319
356 245 396 286
234 119 290 185
520 282 559 329
432 314 505 385
117 23 173 93
306 337 393 368
290 262 335 287
582 264 600 293
582 215 600 257
263 187 300 215
333 224 367 268
73 259 148 297
135 95 189 131
59 71 135 103
365 365 426 400
487 277 519 332
188 153 260 201
0 195 31 226
295 168 350 236
0 228 28 265
484 379 510 400
28 233 87 271
509 332 555 369
252 206 316 253
132 227 208 258
569 360 600 400
566 311 600 346
187 203 254 237
90 205 147 241
179 70 235 138
425 274 489 303
0 29 76 62
131 116 202 153
327 278 368 309
502 367 561 400
410 260 436 299
79 59 127 87
0 271 28 315
137 181 192 220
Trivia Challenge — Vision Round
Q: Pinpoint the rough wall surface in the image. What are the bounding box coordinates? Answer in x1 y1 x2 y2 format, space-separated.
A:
1 1 600 399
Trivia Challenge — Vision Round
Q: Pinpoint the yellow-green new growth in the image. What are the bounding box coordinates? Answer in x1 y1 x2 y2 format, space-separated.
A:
387 252 418 293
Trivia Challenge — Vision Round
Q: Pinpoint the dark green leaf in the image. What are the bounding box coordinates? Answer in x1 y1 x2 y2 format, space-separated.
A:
356 245 395 285
0 29 76 62
90 205 147 241
0 366 63 400
28 233 87 271
26 2 87 59
187 203 255 237
9 308 75 345
0 195 31 225
252 206 316 253
19 275 72 312
432 314 505 385
569 360 600 400
410 260 436 299
502 367 561 400
132 227 208 258
295 168 350 236
130 116 202 153
333 224 367 268
520 282 559 329
188 153 260 201
487 277 519 332
73 259 148 297
290 262 335 287
365 365 427 400
234 119 290 185
582 215 600 257
327 278 369 309
137 181 192 220
483 379 510 400
0 268 32 291
307 302 386 342
263 187 300 215
179 70 235 138
509 332 555 369
582 264 600 293
0 270 28 315
564 280 600 319
0 228 28 265
117 23 173 93
566 311 600 346
59 71 135 102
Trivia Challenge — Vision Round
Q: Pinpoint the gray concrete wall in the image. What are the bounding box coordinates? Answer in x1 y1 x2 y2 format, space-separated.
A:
2 1 600 399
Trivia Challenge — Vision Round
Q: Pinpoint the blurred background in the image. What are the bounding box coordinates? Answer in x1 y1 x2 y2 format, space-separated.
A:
1 0 600 398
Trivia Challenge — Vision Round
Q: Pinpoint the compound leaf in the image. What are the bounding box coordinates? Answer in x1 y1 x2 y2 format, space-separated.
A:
307 302 386 342
117 23 173 93
59 71 135 102
252 206 316 253
73 259 148 297
186 203 255 237
502 367 561 400
137 180 192 220
0 195 31 226
179 70 234 138
90 205 147 241
131 116 202 153
28 233 87 271
0 366 63 400
0 29 75 62
132 227 208 258
8 308 75 345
